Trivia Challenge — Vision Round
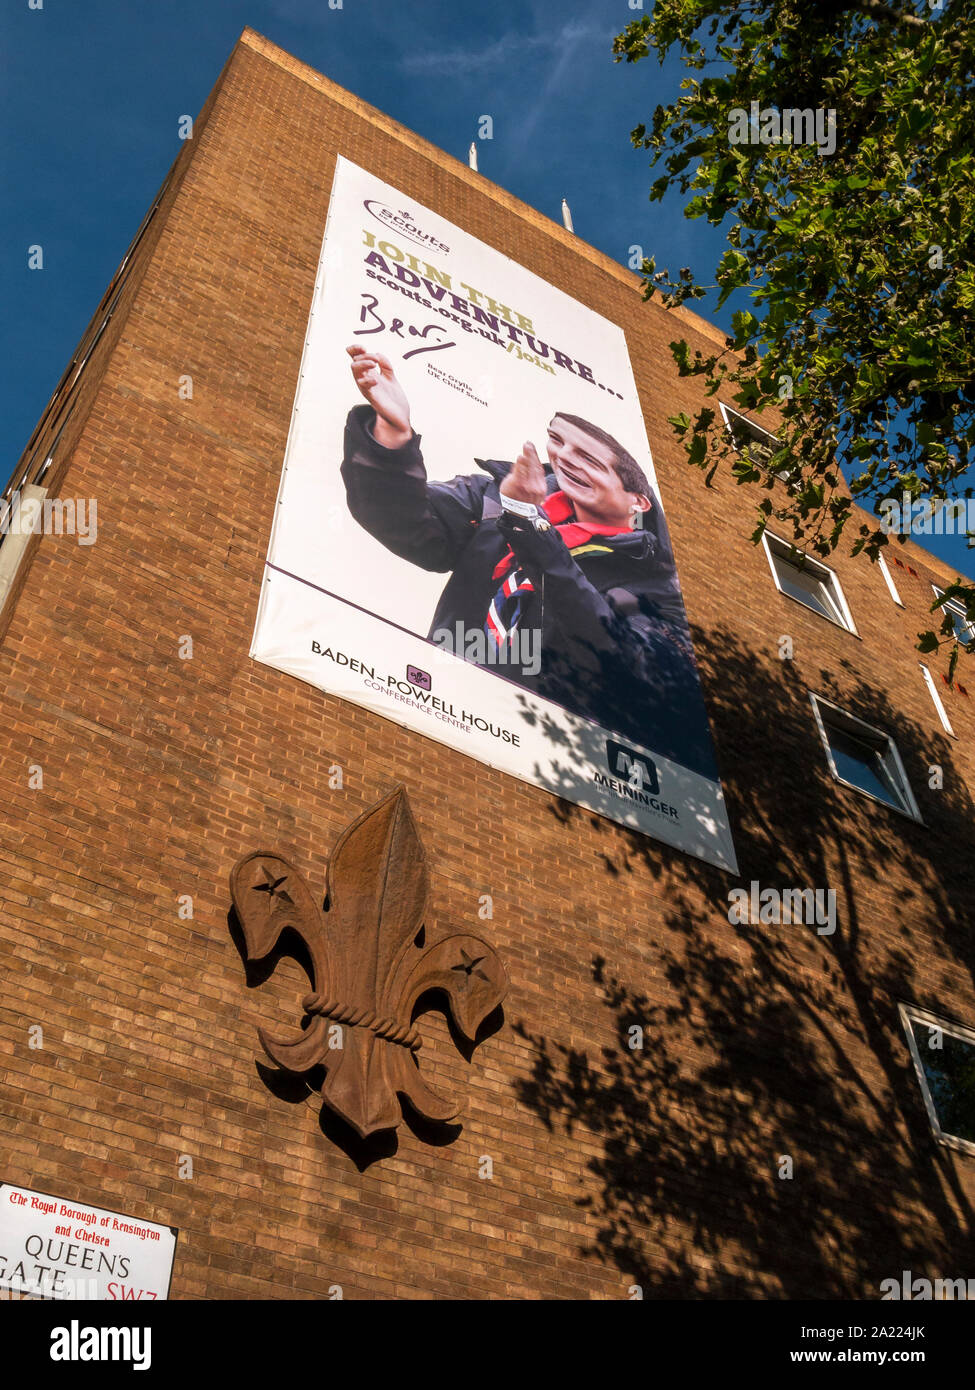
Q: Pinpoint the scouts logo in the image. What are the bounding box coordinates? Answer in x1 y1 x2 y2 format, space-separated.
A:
230 786 507 1141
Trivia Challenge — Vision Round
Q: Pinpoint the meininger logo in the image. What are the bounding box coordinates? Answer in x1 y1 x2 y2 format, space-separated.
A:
50 1320 151 1370
606 740 659 795
0 491 97 545
728 880 836 935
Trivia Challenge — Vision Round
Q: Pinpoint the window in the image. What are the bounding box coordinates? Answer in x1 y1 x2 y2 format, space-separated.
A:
720 402 780 468
763 533 857 633
899 1004 975 1156
919 663 955 737
0 484 47 612
810 695 920 819
877 553 904 607
932 586 975 646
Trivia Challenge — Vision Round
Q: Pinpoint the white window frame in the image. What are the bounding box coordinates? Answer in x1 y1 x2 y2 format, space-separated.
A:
898 1003 975 1157
877 553 904 607
810 693 921 821
0 483 47 612
919 663 955 737
932 585 975 646
763 533 858 635
719 402 780 468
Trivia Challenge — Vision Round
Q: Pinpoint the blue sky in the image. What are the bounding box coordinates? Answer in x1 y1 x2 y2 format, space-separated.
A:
3 0 971 578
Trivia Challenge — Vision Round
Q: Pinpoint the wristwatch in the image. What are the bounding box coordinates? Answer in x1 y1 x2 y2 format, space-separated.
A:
499 493 551 532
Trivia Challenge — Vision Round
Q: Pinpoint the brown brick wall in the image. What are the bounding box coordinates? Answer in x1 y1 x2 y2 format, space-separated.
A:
0 29 972 1300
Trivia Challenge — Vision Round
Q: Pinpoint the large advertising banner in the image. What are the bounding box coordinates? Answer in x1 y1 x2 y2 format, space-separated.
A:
251 157 737 872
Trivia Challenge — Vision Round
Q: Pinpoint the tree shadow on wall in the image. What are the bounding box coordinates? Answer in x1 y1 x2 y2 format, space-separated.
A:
511 625 975 1298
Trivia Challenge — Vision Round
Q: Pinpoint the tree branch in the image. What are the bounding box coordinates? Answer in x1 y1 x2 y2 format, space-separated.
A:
848 0 929 31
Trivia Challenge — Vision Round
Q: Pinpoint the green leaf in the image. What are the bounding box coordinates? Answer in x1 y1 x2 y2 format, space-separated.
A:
731 309 760 344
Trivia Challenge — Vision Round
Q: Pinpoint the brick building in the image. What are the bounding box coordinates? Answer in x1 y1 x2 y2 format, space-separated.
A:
1 28 973 1301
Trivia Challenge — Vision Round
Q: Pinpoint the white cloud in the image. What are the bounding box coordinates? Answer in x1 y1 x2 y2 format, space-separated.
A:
401 20 601 76
513 22 609 149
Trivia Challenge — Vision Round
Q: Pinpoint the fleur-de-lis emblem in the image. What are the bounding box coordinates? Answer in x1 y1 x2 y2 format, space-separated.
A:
230 786 508 1140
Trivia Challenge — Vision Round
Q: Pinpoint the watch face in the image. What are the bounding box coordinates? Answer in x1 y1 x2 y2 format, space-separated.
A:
501 495 539 518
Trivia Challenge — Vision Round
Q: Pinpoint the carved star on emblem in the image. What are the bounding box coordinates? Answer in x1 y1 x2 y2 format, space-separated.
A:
252 864 293 907
452 948 489 982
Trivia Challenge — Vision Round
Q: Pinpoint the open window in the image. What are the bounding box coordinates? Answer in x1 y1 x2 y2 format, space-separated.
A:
810 694 920 820
899 1003 975 1156
763 534 857 633
932 585 975 647
720 402 779 469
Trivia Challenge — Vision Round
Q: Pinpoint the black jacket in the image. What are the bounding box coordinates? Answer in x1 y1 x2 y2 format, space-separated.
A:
341 405 718 779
